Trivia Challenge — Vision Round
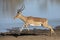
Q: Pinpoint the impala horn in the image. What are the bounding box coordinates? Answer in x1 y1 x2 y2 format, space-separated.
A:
17 5 25 13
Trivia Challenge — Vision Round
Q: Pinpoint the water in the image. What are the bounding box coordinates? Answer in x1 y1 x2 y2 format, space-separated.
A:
0 0 60 32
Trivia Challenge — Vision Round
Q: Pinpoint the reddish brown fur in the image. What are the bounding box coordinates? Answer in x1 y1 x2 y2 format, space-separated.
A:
14 12 55 35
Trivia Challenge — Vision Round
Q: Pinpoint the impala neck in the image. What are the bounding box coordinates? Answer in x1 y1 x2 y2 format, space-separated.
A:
19 14 27 22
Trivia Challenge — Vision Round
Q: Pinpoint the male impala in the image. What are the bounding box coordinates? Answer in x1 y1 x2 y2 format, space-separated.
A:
14 7 55 35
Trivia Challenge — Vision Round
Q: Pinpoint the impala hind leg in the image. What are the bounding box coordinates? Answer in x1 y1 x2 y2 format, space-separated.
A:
47 26 55 34
43 21 55 35
44 25 55 36
48 26 56 36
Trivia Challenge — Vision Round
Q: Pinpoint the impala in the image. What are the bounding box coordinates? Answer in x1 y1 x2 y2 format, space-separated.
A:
14 7 55 35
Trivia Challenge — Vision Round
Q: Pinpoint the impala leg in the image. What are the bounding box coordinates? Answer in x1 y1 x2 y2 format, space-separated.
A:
26 27 29 31
25 24 29 31
43 21 56 36
44 25 55 36
47 26 55 35
20 26 23 32
20 24 25 32
48 26 56 35
20 23 29 32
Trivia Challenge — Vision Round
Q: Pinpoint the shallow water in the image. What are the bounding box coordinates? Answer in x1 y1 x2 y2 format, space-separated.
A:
0 21 60 32
0 0 60 32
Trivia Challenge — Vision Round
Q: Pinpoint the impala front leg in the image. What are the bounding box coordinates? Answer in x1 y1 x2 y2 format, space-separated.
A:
25 23 29 31
20 24 25 32
20 23 29 32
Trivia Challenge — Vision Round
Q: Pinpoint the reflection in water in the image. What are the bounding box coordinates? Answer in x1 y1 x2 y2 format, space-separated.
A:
0 0 60 32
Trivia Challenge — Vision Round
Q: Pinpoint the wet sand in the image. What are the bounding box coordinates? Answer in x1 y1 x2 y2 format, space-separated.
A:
0 35 60 40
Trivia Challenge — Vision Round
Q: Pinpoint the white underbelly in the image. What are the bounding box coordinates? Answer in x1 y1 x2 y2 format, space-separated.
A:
30 24 41 26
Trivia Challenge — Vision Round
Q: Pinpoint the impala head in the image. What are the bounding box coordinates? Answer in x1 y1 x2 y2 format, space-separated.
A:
14 5 25 19
14 12 22 19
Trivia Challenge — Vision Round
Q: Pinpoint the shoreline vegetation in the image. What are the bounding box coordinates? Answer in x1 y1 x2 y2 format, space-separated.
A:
0 26 60 40
0 26 60 36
